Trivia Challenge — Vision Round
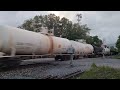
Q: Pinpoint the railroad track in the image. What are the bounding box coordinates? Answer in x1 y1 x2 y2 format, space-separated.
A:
43 70 84 79
0 57 84 71
0 59 85 79
0 61 55 72
0 56 108 72
60 70 84 79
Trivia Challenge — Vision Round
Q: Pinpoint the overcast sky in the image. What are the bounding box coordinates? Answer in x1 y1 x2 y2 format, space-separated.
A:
0 11 119 46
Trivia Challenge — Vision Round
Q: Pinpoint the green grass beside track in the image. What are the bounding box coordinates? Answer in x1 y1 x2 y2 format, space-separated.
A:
76 63 120 79
113 55 120 59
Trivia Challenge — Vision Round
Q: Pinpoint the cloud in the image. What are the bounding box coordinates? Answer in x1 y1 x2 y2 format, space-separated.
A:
0 11 48 26
0 11 120 46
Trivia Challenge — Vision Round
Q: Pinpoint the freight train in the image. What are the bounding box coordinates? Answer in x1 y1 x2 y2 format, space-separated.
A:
0 25 110 67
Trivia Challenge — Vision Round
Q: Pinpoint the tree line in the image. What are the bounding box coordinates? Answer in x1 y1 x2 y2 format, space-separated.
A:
18 13 103 47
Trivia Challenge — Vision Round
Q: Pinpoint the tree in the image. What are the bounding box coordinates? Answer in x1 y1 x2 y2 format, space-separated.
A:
86 36 102 47
116 35 120 52
18 13 91 41
18 19 34 31
110 46 118 55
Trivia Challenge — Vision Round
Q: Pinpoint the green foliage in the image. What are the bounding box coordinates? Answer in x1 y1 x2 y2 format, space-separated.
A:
18 13 90 40
116 35 120 53
110 46 118 55
110 46 116 52
76 64 120 79
113 55 120 59
91 63 97 68
86 36 102 47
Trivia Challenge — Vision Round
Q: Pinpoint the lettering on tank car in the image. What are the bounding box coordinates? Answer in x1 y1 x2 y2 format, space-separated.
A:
58 45 61 48
25 43 34 46
16 42 34 46
16 45 32 48
16 46 31 50
16 42 24 45
16 42 33 49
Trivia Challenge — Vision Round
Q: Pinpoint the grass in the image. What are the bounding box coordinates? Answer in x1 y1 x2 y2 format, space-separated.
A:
76 63 120 79
113 55 120 59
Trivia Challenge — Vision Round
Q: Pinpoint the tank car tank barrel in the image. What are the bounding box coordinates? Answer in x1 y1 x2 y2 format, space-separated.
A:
0 25 109 61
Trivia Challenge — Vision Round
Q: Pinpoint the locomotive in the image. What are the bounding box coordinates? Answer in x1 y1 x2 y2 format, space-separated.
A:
0 25 110 67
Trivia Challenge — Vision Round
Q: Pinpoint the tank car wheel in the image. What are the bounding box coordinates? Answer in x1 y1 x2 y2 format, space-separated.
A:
67 55 71 60
76 56 80 59
55 56 59 61
55 55 62 61
60 56 64 61
73 56 76 60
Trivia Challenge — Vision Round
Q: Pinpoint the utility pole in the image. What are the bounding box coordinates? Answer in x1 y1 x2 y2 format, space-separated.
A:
76 13 82 25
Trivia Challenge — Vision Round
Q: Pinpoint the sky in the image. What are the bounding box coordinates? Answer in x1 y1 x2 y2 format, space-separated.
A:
0 11 120 46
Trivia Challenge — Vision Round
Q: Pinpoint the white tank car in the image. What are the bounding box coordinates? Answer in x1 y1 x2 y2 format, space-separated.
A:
0 25 52 55
104 47 110 55
70 40 81 54
83 44 94 55
70 40 85 56
51 36 71 54
0 25 71 56
78 42 85 55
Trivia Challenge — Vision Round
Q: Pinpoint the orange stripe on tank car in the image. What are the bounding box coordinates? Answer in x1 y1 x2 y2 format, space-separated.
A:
48 36 54 54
